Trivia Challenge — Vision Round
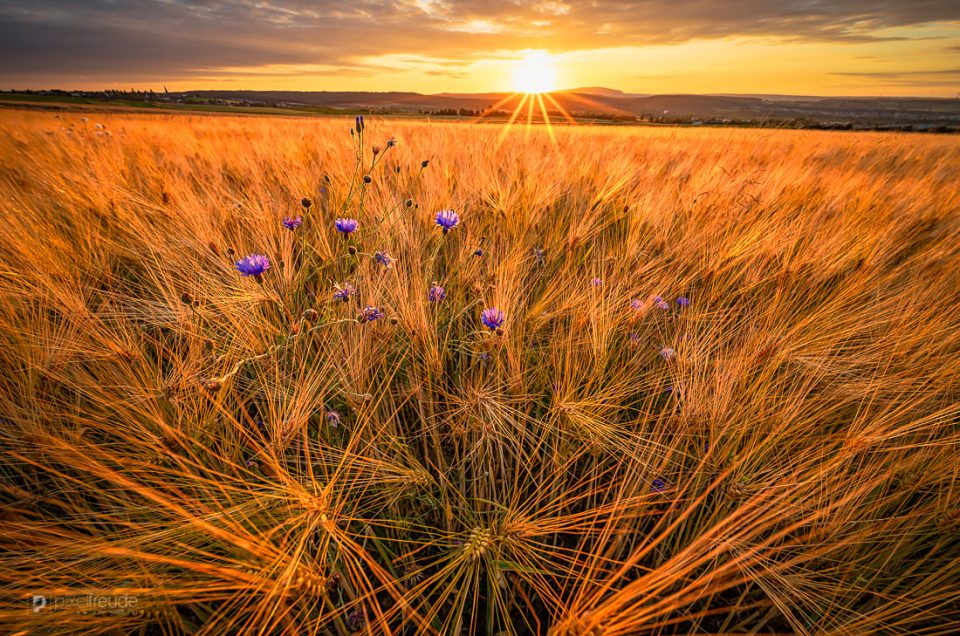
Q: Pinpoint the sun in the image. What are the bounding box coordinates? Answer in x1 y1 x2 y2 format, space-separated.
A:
512 50 558 94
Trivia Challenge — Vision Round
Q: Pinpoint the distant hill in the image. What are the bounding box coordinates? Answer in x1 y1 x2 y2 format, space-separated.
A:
564 87 642 98
167 88 958 127
6 87 958 129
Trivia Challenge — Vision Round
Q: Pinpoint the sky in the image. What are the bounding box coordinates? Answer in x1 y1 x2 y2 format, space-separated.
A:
1 0 959 97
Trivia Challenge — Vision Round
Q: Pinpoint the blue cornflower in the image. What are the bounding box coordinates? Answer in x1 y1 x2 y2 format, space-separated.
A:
676 296 690 307
325 409 341 428
335 217 358 235
659 346 676 361
346 608 365 632
236 253 271 278
474 248 484 257
359 306 384 322
355 114 364 133
428 283 446 303
434 209 459 234
333 283 356 302
481 307 505 330
651 478 667 494
282 216 303 230
374 251 394 268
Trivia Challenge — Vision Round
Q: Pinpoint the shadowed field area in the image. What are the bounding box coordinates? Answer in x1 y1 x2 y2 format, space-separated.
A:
0 109 959 634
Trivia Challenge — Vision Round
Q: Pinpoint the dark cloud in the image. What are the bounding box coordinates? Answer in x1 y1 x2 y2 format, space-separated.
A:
1 0 959 86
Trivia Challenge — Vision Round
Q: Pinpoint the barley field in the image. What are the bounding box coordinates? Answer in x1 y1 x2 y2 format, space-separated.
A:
0 109 959 634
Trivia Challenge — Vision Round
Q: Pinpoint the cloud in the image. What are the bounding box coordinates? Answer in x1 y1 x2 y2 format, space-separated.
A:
829 67 960 88
1 0 959 85
830 69 960 77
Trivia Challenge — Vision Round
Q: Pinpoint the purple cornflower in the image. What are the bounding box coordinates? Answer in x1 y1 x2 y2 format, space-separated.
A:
676 296 690 308
428 283 446 303
355 114 364 133
333 283 356 302
346 608 365 631
325 409 341 428
335 217 358 235
659 346 676 361
434 209 459 234
282 216 303 230
359 306 384 322
533 247 545 264
628 332 640 343
664 385 674 395
591 277 602 287
474 248 484 257
654 296 670 310
651 478 667 494
374 251 394 268
631 299 645 311
481 307 505 330
235 253 271 278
